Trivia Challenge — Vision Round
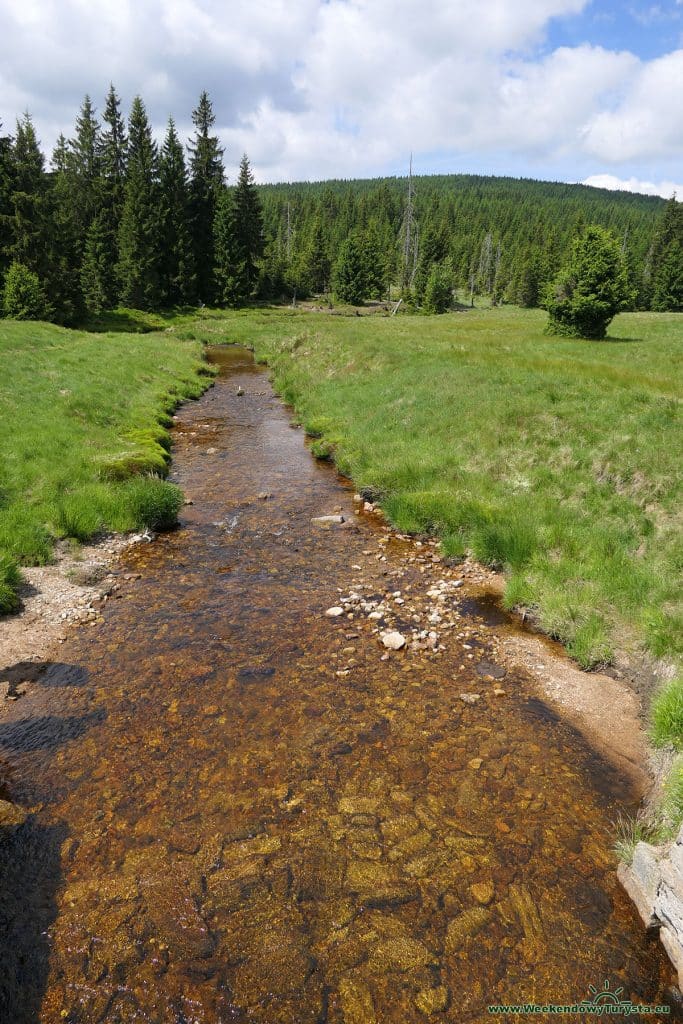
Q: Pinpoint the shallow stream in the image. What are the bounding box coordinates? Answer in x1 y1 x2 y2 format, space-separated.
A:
0 346 677 1022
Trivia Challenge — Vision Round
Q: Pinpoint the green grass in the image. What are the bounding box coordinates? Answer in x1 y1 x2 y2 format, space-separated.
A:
173 304 681 669
613 812 654 865
0 317 214 610
651 676 683 750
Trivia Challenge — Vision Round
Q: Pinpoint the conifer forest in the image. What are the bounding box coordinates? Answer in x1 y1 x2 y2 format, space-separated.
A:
1 88 681 323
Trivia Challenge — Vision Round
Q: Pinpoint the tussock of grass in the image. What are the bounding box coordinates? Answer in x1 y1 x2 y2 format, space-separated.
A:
651 676 683 750
0 553 23 614
122 477 184 532
0 318 214 602
613 812 654 865
188 304 681 668
614 759 683 863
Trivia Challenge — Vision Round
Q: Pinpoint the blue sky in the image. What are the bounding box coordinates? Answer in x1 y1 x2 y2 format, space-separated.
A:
0 0 681 196
547 1 683 60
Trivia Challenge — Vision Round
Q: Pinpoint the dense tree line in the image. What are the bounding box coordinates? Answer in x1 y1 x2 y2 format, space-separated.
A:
0 88 681 321
0 89 263 321
258 176 682 312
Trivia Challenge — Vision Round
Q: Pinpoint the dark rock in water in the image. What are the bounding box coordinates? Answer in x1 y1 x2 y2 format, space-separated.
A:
237 666 276 683
295 846 346 901
476 659 506 679
330 741 353 756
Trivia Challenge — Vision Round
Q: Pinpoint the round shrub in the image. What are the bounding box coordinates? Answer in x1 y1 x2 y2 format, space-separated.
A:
2 261 50 321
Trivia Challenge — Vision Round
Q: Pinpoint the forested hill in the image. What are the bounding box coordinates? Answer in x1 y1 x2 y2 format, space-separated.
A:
0 87 680 323
256 173 667 307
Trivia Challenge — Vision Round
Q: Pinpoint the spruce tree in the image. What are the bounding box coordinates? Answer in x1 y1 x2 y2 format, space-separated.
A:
97 84 128 305
546 225 632 339
651 197 683 311
232 154 263 295
159 117 196 306
10 113 49 279
0 121 15 282
214 155 263 307
116 96 160 310
47 134 84 322
188 91 224 304
213 189 243 306
81 212 115 314
2 260 50 319
333 234 366 305
67 95 101 241
362 222 389 299
423 262 453 313
302 218 331 294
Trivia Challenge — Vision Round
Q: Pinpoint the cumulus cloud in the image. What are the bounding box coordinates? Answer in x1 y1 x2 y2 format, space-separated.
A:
581 49 683 162
0 0 680 184
582 174 682 198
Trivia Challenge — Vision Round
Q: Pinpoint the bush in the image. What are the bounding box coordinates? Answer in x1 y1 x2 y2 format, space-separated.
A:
423 264 453 313
2 261 50 321
545 226 632 339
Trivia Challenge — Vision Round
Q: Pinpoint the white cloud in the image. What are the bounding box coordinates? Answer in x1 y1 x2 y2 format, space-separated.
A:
581 49 683 162
0 0 680 184
582 174 682 198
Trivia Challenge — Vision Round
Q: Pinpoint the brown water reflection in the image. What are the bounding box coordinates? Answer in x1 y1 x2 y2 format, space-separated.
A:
0 346 677 1023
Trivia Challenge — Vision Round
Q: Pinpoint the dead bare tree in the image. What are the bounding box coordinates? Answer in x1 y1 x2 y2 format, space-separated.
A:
399 155 419 291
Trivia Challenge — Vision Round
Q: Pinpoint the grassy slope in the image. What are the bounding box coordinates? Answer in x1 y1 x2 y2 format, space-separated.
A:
0 318 213 610
186 305 681 668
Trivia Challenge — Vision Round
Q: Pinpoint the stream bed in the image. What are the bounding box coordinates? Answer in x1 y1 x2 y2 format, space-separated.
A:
0 346 678 1022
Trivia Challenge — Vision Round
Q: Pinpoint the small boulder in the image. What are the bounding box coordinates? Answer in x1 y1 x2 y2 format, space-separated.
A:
325 606 344 618
311 514 345 526
381 631 406 651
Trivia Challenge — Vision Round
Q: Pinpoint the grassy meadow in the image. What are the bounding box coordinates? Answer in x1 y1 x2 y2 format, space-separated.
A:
182 304 681 670
0 318 213 612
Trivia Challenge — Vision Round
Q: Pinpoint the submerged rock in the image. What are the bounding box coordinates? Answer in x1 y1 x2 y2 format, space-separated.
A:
0 799 27 834
415 985 450 1015
369 935 435 972
444 906 490 952
338 977 378 1024
470 880 495 906
345 860 419 907
381 631 407 651
231 917 314 1005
